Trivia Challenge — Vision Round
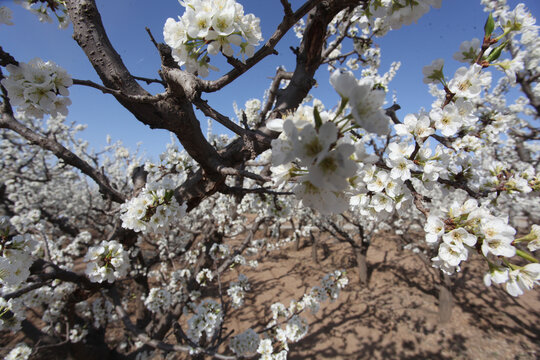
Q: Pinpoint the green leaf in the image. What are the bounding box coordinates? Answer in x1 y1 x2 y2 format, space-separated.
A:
486 41 507 62
484 13 495 37
313 106 323 130
334 97 349 119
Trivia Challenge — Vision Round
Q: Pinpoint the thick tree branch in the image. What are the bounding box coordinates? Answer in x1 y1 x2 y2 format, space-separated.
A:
29 258 96 289
273 0 361 112
66 0 366 210
260 67 293 121
66 0 227 186
3 280 53 300
65 0 147 97
221 186 293 196
280 0 294 17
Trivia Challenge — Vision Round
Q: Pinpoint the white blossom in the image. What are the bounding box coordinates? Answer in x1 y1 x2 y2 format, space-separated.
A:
84 240 129 283
506 264 540 297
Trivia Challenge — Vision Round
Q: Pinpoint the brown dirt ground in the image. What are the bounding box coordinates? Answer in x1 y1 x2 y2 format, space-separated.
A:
2 231 539 360
221 232 540 360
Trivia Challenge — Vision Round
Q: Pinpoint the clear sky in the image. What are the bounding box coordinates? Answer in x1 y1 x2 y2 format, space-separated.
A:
1 0 539 160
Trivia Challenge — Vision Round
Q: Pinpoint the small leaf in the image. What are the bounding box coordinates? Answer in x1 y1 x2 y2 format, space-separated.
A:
334 97 349 119
484 13 495 37
486 41 507 62
313 106 323 130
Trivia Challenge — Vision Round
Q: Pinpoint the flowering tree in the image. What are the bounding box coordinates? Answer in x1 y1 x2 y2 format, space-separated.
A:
1 0 539 358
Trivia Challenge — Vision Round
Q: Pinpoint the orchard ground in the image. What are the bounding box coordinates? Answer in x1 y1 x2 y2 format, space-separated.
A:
2 227 538 360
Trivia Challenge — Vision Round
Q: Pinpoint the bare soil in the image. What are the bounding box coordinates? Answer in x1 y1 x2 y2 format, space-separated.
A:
223 232 539 360
3 232 539 360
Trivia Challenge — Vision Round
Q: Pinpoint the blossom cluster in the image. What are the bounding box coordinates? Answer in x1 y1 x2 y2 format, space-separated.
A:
120 178 187 234
17 0 70 29
1 0 539 355
269 103 357 214
0 217 38 287
1 58 72 119
209 243 230 261
229 328 260 357
0 296 25 332
481 162 539 194
69 324 88 343
186 299 223 344
145 138 195 176
366 0 443 35
330 69 390 135
484 225 540 297
425 198 539 296
163 0 263 77
196 268 214 285
233 98 262 129
268 83 413 216
4 342 32 360
227 273 250 308
74 296 117 329
0 6 13 25
84 240 129 283
249 270 348 359
257 338 288 360
267 0 540 300
144 288 172 313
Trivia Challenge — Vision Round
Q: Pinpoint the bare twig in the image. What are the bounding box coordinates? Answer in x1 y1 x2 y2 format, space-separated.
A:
72 79 168 103
321 9 354 59
133 75 166 86
193 98 248 137
221 186 293 197
385 104 401 125
29 258 96 289
260 67 293 121
3 280 53 300
280 0 294 16
145 27 159 50
217 217 268 274
218 166 271 183
404 180 431 218
0 46 18 67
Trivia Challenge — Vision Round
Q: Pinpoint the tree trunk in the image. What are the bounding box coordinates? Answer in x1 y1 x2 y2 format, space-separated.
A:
438 273 453 324
355 249 368 286
310 230 318 264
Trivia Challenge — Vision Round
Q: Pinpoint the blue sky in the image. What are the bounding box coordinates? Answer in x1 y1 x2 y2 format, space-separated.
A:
1 0 539 160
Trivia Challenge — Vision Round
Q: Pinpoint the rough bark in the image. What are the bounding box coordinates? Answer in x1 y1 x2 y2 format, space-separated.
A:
438 273 453 324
